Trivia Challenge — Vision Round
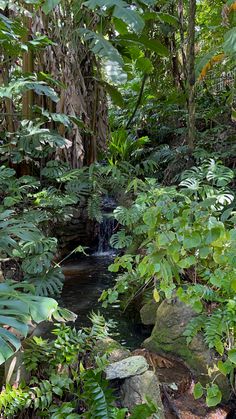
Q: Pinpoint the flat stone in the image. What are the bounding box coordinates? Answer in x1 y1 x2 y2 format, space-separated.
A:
105 356 149 380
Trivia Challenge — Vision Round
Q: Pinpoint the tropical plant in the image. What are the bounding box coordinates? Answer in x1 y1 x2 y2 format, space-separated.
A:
0 314 158 418
100 160 236 406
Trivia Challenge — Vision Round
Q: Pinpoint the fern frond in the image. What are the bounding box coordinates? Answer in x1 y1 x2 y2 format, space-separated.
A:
204 312 224 354
183 315 206 344
87 194 102 222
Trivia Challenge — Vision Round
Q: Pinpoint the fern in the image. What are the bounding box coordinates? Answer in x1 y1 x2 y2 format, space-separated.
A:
89 311 115 339
183 315 206 345
87 194 103 222
83 370 117 419
204 312 224 354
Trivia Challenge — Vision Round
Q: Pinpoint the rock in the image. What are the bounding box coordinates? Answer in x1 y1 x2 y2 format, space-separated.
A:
105 356 149 380
120 370 165 418
94 337 131 363
140 300 159 325
143 299 230 401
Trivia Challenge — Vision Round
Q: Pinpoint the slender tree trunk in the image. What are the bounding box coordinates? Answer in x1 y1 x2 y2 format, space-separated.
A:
22 4 34 120
178 0 187 81
170 33 184 90
187 0 196 151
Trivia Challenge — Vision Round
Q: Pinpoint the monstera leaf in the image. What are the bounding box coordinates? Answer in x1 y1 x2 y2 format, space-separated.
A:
0 281 76 364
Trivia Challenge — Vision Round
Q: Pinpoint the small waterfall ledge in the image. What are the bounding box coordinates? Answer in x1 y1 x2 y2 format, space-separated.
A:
93 214 116 256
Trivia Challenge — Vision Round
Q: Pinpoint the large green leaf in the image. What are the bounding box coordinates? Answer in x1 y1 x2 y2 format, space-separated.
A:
0 281 75 364
102 82 124 107
223 27 236 55
0 78 59 102
117 33 169 57
83 0 144 33
78 29 124 66
24 267 64 296
42 0 60 14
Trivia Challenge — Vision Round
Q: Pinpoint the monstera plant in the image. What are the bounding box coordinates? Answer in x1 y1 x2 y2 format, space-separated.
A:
0 281 76 364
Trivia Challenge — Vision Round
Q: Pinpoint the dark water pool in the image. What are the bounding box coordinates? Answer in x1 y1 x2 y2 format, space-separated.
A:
61 255 147 349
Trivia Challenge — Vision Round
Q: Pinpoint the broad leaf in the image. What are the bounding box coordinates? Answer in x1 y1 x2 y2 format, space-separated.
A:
42 0 61 14
223 27 236 55
83 0 144 33
78 29 124 66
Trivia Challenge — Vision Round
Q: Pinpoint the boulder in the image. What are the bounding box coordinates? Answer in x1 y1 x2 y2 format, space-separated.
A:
143 299 230 400
120 370 165 418
105 356 149 380
140 300 159 325
93 337 131 362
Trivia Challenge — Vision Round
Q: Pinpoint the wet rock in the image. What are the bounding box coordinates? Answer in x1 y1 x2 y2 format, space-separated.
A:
120 370 165 418
143 299 231 401
140 300 159 325
105 356 149 380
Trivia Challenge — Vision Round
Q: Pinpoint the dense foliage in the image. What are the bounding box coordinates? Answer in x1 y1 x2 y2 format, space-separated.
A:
0 314 160 418
0 0 236 415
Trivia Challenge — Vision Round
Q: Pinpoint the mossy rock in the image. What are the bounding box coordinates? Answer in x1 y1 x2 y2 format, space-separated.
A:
140 300 159 325
143 299 230 401
93 337 131 363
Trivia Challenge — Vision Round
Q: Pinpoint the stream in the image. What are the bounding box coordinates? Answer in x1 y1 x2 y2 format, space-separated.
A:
61 254 147 349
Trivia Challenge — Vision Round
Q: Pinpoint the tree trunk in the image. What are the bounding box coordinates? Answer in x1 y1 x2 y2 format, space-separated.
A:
187 0 196 151
178 0 187 82
22 4 34 120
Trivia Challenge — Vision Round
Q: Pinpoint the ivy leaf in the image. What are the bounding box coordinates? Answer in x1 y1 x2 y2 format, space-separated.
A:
217 360 233 376
206 384 222 407
193 382 203 399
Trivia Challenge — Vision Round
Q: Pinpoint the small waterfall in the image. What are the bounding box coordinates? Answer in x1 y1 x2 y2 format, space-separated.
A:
93 214 116 256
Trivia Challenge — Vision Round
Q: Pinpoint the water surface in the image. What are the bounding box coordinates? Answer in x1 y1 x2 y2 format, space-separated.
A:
61 255 146 349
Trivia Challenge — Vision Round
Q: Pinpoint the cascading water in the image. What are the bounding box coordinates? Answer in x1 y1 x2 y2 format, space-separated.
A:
93 214 116 256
